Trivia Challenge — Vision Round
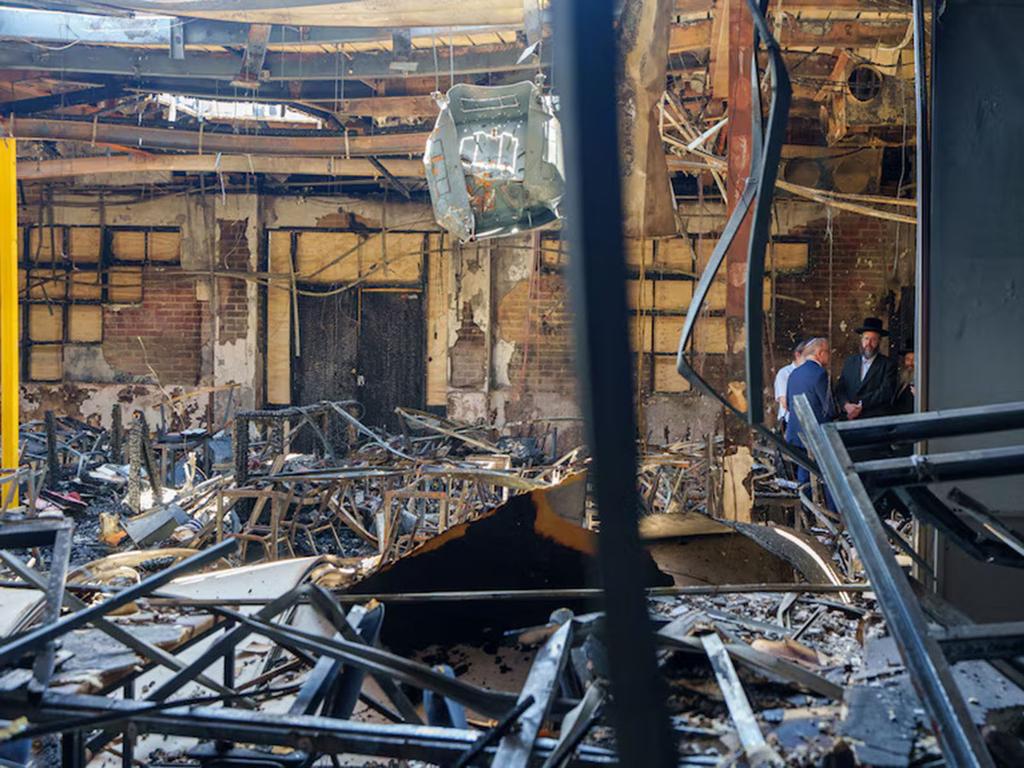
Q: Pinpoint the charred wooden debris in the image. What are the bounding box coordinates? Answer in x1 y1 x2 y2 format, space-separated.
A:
0 401 1022 767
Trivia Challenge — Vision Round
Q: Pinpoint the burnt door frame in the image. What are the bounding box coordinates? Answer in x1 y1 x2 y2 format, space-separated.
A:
264 228 430 423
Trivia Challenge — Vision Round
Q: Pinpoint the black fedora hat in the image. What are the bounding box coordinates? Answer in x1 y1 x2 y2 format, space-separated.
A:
855 316 889 337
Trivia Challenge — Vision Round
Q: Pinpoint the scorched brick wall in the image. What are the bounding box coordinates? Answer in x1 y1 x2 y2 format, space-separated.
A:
773 211 909 371
218 220 250 343
102 270 203 385
497 270 576 401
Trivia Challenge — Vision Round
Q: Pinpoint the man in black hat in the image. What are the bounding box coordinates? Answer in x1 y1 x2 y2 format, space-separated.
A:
835 317 898 421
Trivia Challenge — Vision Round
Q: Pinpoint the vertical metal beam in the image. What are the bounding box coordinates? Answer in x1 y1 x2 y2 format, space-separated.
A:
110 403 123 463
44 410 59 488
0 137 16 504
912 0 931 412
552 1 676 766
723 1 754 442
743 0 790 427
232 24 273 89
29 523 71 693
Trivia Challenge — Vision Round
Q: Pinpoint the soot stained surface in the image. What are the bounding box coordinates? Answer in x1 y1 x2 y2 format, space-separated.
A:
351 492 671 651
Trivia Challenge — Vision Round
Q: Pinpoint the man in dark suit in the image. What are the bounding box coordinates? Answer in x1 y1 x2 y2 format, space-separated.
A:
835 317 898 421
892 348 915 415
785 337 835 487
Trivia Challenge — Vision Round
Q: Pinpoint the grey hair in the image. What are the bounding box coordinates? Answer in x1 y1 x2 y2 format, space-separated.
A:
802 337 829 357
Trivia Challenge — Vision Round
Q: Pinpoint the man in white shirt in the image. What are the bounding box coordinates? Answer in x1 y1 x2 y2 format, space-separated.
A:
774 340 807 431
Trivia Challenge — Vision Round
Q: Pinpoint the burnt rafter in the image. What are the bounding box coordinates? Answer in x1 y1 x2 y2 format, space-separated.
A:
7 117 429 156
0 7 536 48
0 39 553 83
0 82 124 115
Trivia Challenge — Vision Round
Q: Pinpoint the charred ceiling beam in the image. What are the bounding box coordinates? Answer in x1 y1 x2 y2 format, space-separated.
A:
334 95 438 118
618 0 676 239
6 117 428 156
669 16 914 54
15 154 426 182
284 101 345 130
367 156 413 198
0 82 123 115
0 40 552 83
16 0 533 27
115 76 378 104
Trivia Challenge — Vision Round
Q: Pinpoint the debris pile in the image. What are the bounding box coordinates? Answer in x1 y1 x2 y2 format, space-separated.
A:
0 401 1020 767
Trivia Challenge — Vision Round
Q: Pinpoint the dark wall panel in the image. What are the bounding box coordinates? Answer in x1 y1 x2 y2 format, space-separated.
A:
929 0 1024 620
358 290 425 431
293 290 359 405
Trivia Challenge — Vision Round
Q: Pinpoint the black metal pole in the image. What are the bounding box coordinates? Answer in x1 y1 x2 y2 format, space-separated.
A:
552 1 676 766
913 0 931 411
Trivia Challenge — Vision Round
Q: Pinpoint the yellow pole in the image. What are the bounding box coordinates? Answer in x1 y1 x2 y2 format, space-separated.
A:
0 138 17 506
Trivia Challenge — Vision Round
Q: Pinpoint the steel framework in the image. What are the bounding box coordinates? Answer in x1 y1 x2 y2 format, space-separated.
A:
793 395 1024 768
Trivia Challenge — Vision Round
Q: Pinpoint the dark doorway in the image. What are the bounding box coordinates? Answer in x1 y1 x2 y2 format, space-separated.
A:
357 289 425 431
293 290 359 405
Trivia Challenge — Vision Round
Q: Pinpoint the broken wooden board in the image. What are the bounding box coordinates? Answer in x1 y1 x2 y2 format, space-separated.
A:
722 445 754 523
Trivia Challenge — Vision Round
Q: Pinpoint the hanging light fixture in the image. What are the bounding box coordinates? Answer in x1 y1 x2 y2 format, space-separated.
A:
423 78 565 242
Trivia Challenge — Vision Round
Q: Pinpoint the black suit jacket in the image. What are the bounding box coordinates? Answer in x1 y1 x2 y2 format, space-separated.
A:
835 353 898 419
892 382 914 415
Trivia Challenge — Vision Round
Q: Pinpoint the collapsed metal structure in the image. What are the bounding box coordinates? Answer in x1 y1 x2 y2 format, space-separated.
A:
0 1 1021 766
0 534 621 768
794 397 1024 768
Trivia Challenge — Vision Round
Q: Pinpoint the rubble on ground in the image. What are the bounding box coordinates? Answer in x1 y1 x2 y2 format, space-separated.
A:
0 401 1006 767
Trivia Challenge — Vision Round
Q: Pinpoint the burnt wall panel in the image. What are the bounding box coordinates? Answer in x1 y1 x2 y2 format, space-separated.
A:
358 290 425 431
293 290 359 406
929 0 1024 620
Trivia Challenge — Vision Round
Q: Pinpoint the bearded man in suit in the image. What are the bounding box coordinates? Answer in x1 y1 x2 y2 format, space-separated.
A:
835 317 898 422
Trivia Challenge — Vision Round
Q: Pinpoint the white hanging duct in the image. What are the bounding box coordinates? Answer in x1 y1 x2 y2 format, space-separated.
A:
424 80 565 242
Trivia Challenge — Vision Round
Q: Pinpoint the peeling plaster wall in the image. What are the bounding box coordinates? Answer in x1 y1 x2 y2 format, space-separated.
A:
212 195 260 410
20 382 207 430
446 243 492 423
12 191 909 456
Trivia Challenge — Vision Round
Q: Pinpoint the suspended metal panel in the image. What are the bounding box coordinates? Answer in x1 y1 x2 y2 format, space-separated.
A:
424 81 564 242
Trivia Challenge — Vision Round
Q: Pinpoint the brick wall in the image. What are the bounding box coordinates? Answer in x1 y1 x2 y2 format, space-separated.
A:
773 211 908 374
102 270 203 385
218 220 250 343
496 270 577 414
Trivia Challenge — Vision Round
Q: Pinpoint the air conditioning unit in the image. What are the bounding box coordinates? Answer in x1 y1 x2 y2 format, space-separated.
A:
424 80 565 243
817 56 915 145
